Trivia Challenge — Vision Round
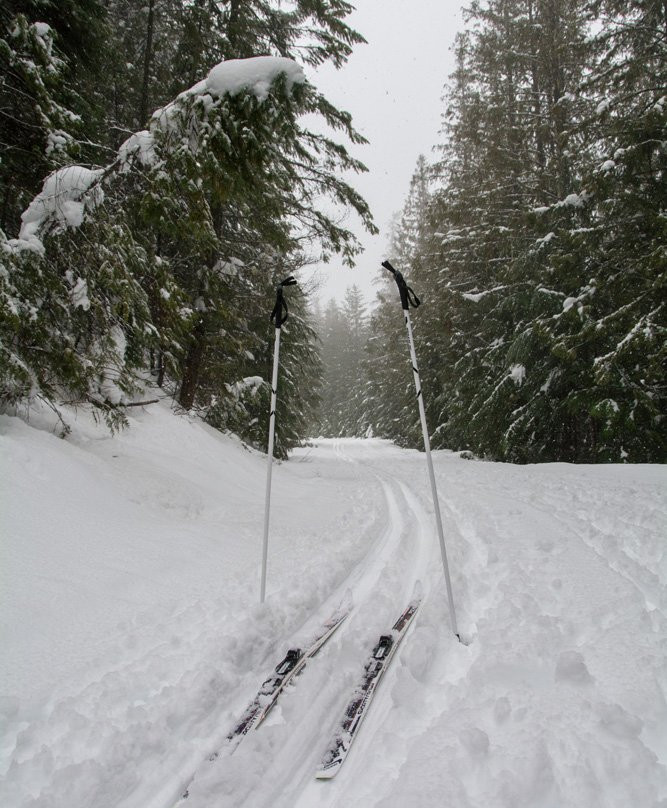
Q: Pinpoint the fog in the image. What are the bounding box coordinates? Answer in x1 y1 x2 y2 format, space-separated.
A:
305 0 463 307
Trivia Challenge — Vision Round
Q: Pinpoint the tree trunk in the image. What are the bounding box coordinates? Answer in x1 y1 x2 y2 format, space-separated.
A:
139 0 156 126
178 316 207 409
528 0 546 181
227 0 243 57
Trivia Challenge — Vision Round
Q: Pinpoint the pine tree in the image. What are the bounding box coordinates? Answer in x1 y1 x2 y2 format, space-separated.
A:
0 1 107 234
501 0 667 461
1 46 372 444
365 0 665 461
315 298 345 435
363 157 434 447
313 285 369 437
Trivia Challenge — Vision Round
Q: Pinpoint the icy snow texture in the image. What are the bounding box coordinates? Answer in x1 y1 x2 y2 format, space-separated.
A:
1 407 665 808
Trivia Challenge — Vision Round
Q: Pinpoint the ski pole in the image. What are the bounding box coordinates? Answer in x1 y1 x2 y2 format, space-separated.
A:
382 260 460 640
260 275 298 604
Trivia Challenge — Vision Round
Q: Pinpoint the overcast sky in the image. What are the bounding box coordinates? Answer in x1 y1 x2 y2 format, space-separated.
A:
302 0 464 307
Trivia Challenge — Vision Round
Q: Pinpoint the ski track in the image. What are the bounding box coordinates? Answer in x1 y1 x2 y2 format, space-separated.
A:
180 439 436 808
3 419 665 808
162 440 667 808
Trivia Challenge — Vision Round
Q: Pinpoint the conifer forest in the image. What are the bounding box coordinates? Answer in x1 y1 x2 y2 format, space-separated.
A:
1 0 665 464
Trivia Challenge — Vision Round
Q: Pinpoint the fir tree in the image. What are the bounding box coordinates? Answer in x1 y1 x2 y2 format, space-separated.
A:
0 1 107 233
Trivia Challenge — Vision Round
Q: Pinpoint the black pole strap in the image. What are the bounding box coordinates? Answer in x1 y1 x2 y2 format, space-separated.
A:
382 260 420 310
270 275 298 328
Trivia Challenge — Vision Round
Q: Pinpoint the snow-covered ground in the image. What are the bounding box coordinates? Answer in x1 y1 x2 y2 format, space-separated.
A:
1 404 665 808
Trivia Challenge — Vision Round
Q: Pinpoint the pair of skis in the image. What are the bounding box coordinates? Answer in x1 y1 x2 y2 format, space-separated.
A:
180 596 420 802
226 607 350 746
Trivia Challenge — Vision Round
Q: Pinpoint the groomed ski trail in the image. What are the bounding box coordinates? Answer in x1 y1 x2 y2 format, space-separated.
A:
178 439 439 808
5 412 665 808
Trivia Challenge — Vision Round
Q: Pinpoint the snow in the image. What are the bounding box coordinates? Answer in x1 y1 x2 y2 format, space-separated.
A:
509 363 526 385
12 166 104 253
559 192 587 209
535 231 556 246
69 277 90 310
118 130 158 170
462 291 486 303
95 326 127 406
462 285 507 303
1 406 666 807
151 56 305 137
205 57 305 103
214 256 245 278
227 376 265 400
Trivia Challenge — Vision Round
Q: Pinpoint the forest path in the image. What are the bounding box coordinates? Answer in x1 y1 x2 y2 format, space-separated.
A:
3 413 664 808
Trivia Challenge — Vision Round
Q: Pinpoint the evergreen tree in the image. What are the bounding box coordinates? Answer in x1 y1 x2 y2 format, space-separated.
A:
313 285 369 437
1 53 373 444
334 285 366 434
315 297 346 435
366 0 665 462
364 157 434 447
0 1 107 234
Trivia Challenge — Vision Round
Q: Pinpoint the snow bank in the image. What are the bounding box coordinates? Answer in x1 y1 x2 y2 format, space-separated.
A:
0 407 383 808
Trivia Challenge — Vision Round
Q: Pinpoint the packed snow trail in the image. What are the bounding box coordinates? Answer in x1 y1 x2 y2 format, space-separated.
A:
1 409 665 808
178 444 436 807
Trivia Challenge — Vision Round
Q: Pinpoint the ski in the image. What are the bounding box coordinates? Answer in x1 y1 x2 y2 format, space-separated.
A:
315 598 421 780
229 607 350 742
177 607 349 803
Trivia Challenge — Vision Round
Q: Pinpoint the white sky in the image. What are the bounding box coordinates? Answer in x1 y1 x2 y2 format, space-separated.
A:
302 0 464 307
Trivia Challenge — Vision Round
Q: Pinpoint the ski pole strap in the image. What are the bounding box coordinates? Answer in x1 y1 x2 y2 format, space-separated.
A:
270 275 298 328
382 260 420 310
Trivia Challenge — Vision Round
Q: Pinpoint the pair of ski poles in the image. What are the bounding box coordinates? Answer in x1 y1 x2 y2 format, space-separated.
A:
260 264 459 640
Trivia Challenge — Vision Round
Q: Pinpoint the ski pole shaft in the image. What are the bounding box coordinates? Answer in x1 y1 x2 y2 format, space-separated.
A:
382 260 459 639
260 276 297 604
260 326 281 604
403 309 459 638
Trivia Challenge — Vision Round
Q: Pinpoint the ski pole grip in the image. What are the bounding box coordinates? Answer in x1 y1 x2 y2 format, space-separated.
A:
270 276 298 328
382 260 420 311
